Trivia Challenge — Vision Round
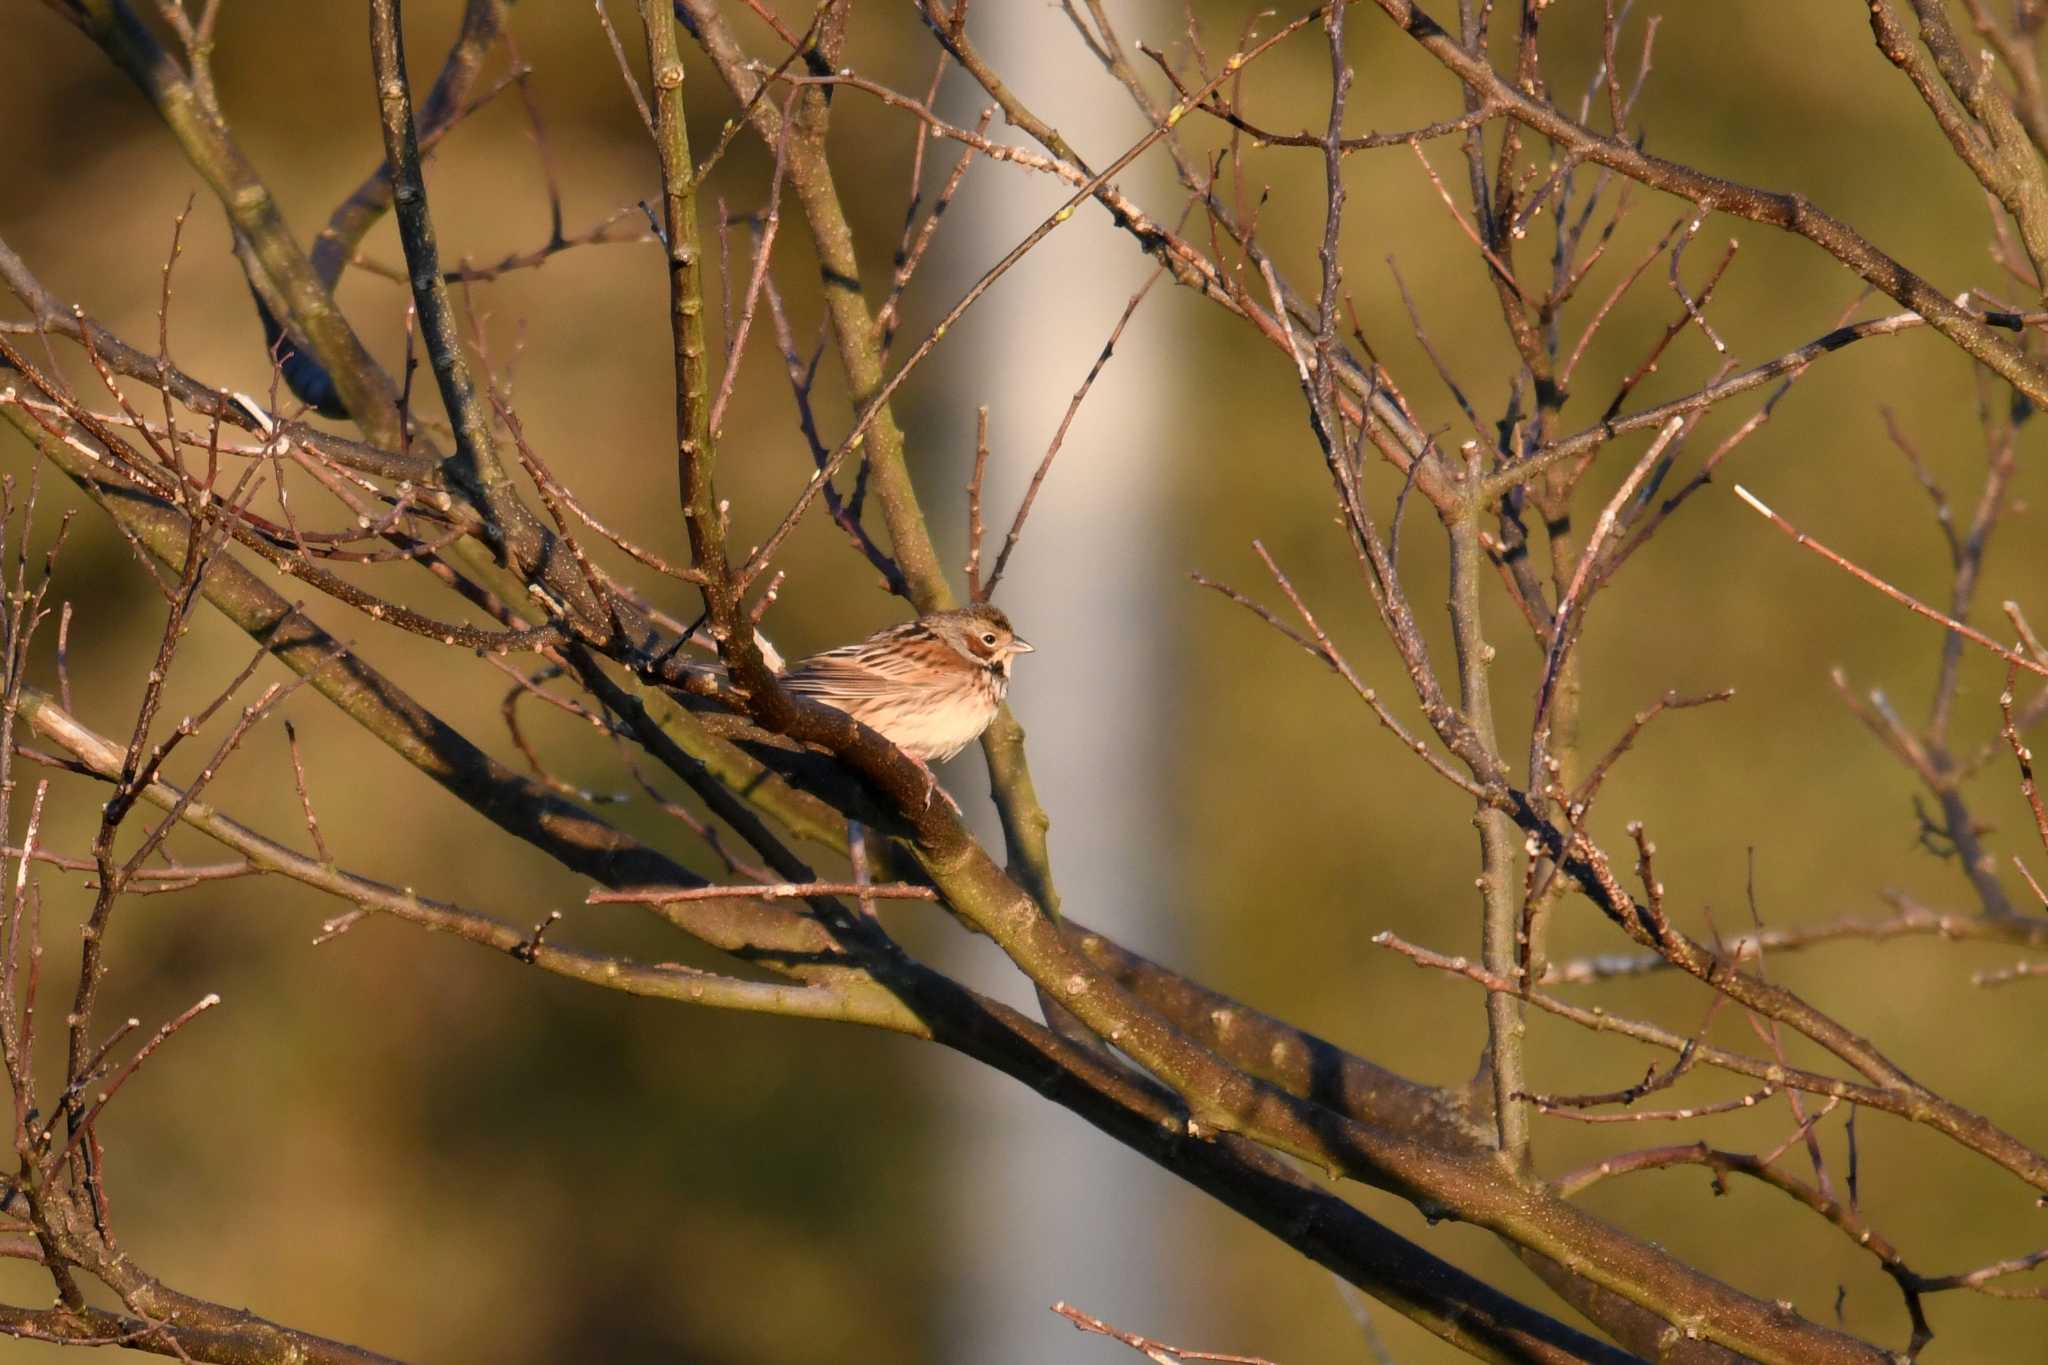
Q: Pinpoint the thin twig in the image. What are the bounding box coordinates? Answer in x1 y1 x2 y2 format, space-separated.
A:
588 882 939 904
1052 1302 1278 1365
1734 485 2048 680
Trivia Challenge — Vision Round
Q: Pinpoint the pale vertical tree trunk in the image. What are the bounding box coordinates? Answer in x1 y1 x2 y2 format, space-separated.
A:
925 3 1186 1360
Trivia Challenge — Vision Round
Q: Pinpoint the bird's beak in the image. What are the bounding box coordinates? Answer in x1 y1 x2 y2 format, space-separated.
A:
1010 637 1035 654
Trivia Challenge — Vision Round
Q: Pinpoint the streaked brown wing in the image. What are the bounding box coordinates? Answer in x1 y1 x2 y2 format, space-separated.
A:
781 653 899 701
782 624 950 700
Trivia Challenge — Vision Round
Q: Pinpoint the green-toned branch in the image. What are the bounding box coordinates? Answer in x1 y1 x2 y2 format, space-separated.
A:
1448 491 1529 1164
637 2 738 621
58 0 404 442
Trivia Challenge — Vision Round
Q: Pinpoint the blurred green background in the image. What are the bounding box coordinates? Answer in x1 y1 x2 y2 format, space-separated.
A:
3 2 2047 1361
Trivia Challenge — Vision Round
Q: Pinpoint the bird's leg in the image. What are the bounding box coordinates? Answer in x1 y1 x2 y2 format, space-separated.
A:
907 754 961 814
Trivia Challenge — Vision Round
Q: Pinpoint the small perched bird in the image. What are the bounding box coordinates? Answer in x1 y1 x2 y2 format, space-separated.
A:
780 604 1033 765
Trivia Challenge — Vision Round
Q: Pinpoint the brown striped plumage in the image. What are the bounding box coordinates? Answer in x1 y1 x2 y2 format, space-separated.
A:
780 605 1033 762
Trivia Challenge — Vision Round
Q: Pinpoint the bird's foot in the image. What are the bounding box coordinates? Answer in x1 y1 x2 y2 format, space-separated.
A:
911 756 961 814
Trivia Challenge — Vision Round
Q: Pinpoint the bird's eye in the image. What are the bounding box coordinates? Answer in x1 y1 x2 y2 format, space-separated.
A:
981 633 998 646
